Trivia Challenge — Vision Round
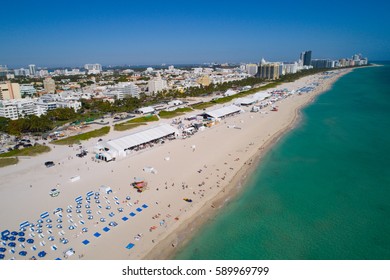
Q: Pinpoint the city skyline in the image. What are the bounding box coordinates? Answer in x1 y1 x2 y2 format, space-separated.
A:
1 0 389 67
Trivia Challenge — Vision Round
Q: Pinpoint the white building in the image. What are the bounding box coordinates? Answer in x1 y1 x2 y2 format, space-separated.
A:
246 64 258 76
84 64 102 74
20 85 37 97
283 62 298 74
148 73 168 94
0 101 18 120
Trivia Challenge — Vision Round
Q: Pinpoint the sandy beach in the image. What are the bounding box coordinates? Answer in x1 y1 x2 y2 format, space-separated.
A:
0 69 352 260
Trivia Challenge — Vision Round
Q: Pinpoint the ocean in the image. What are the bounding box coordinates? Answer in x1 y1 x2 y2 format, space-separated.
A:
174 63 390 260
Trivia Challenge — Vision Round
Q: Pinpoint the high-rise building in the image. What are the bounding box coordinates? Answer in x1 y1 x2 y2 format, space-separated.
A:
0 81 21 100
300 51 312 66
311 59 334 69
29 64 36 76
43 77 56 93
257 63 280 80
14 68 30 77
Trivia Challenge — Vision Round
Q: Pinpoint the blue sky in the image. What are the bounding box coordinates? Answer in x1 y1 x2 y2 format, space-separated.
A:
1 0 389 67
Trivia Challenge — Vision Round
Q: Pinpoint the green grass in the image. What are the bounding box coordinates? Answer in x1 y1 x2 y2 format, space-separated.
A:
114 122 147 131
191 102 215 110
159 107 193 119
114 114 159 131
0 145 51 158
125 115 159 123
0 157 19 168
51 126 110 145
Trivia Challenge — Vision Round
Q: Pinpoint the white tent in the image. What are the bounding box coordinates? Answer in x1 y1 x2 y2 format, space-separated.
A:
136 106 155 114
204 105 242 119
104 123 178 157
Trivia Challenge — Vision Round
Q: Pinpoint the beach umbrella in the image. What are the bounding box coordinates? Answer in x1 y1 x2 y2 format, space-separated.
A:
57 219 62 223
11 231 18 236
86 191 94 197
38 251 46 258
46 224 52 229
26 239 34 244
1 230 10 237
37 219 43 224
19 251 27 256
8 242 16 247
46 219 52 223
9 236 16 241
85 204 90 209
1 236 8 241
0 247 6 252
76 204 81 209
66 209 72 213
0 254 4 259
18 237 25 242
56 224 62 229
126 196 131 201
88 215 93 220
19 221 30 230
18 232 25 237
40 212 49 219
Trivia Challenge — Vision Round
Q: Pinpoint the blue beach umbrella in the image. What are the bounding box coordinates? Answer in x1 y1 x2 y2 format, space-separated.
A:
18 232 25 237
0 254 4 259
38 251 46 258
1 230 10 237
9 236 16 241
18 237 25 242
11 231 18 236
19 251 27 256
0 247 6 252
26 239 34 244
1 236 8 241
8 242 16 247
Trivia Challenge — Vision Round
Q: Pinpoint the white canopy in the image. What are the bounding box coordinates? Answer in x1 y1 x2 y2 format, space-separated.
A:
204 105 242 119
105 123 178 154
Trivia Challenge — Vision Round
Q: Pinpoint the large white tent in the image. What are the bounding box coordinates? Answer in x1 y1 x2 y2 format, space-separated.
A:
103 123 178 157
203 104 242 119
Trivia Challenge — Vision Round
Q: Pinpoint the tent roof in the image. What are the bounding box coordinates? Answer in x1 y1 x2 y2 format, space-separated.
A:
105 123 178 152
205 105 242 119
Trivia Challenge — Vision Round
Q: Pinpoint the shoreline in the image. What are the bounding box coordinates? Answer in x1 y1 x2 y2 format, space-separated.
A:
143 69 353 260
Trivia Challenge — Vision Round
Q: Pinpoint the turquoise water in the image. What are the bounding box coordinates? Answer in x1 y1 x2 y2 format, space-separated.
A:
175 63 390 260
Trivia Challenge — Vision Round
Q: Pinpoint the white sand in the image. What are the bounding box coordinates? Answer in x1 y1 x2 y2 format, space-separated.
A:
0 69 351 260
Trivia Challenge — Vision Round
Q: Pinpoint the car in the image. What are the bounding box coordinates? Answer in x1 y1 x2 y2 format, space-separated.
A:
49 189 60 197
45 161 55 168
